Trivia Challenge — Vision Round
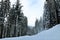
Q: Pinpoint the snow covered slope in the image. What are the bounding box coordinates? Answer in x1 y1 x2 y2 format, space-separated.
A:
0 24 60 40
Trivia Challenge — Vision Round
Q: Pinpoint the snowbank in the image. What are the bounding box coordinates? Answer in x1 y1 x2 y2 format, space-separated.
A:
0 24 60 40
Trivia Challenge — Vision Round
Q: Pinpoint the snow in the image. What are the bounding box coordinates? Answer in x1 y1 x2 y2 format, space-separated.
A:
0 24 60 40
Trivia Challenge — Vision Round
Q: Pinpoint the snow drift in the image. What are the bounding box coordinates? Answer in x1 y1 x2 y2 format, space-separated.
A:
0 24 60 40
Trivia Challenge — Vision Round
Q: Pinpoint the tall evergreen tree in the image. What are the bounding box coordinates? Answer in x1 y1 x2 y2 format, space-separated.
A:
0 0 27 38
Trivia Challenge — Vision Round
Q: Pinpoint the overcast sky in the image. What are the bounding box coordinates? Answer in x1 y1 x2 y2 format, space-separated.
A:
11 0 45 26
0 0 45 26
21 0 45 26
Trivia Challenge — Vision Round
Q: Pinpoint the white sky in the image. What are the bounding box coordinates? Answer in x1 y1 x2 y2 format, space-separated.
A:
20 0 45 26
0 0 45 26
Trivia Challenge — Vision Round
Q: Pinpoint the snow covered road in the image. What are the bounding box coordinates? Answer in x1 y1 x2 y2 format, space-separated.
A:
0 24 60 40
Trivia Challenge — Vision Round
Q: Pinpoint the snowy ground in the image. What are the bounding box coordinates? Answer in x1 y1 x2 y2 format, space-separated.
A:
0 24 60 40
